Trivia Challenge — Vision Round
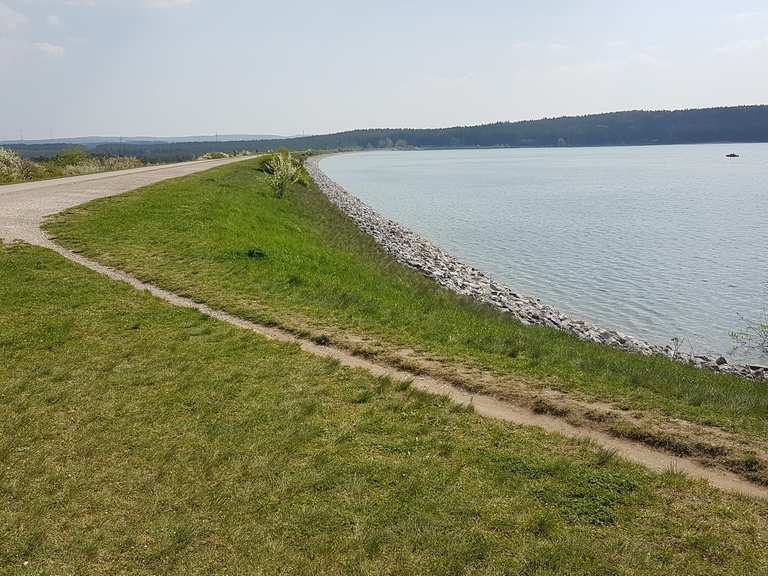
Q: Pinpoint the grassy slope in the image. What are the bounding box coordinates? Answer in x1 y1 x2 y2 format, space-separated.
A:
46 160 768 441
2 242 768 575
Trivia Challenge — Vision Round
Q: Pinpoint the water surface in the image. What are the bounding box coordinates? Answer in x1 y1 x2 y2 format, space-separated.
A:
321 145 768 363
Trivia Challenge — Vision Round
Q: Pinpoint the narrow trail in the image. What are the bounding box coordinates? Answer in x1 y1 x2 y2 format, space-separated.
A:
39 242 768 500
3 159 767 500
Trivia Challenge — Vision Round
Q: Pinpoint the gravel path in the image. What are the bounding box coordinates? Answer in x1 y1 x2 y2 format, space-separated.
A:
0 157 247 246
2 158 765 499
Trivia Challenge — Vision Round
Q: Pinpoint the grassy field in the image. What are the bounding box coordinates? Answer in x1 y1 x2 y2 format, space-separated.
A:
46 160 768 444
2 241 768 574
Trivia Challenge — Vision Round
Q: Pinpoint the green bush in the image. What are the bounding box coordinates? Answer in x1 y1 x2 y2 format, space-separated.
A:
51 147 91 167
259 151 310 190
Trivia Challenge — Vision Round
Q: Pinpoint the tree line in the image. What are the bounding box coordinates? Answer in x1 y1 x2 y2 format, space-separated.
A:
10 105 768 163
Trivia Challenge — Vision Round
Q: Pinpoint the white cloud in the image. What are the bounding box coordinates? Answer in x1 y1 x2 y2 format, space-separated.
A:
716 37 768 56
548 42 569 53
725 11 768 23
34 41 65 57
47 13 63 27
557 51 668 76
0 2 28 35
145 0 192 7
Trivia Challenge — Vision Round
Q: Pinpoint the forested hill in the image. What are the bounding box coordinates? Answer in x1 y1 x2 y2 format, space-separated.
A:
251 105 768 151
12 105 768 162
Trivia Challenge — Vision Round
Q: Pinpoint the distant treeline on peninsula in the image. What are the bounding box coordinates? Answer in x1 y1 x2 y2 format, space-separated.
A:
11 105 768 162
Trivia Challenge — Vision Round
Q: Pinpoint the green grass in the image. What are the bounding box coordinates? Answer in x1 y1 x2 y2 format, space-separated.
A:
46 160 768 442
3 242 768 574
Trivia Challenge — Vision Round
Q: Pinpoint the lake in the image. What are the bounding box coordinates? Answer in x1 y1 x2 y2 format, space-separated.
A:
320 145 768 363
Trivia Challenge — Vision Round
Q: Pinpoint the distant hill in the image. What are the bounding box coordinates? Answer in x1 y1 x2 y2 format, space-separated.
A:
0 134 286 146
246 105 768 152
8 106 768 162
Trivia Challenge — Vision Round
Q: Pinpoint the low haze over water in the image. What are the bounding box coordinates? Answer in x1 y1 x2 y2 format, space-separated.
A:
322 145 768 363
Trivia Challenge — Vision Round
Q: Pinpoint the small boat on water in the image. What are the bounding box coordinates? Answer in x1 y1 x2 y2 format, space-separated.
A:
726 153 740 158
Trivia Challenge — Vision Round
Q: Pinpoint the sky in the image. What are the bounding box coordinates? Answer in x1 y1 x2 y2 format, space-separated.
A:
1 0 768 139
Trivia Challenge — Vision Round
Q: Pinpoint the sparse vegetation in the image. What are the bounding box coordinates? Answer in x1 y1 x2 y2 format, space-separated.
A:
0 146 144 184
3 241 768 574
732 293 768 356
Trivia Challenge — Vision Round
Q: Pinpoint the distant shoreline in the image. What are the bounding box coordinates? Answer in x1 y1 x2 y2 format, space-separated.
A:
308 140 759 154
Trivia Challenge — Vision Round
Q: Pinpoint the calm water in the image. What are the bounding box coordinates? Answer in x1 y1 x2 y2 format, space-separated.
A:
321 145 768 363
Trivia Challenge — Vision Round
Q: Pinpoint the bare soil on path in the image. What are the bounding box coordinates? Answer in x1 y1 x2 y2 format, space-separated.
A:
3 159 766 500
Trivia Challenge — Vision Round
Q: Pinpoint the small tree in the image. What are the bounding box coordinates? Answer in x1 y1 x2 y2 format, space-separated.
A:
265 151 301 198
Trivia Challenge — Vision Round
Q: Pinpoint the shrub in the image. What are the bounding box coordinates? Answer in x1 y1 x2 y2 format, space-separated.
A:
198 152 230 160
0 147 145 183
100 156 144 171
52 147 91 167
263 151 304 198
0 147 36 183
60 156 144 176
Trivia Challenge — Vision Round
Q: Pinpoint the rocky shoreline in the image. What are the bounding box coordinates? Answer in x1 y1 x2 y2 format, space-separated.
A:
306 156 766 381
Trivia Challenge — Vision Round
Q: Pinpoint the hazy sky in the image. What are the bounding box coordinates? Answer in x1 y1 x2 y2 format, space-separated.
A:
2 0 768 139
